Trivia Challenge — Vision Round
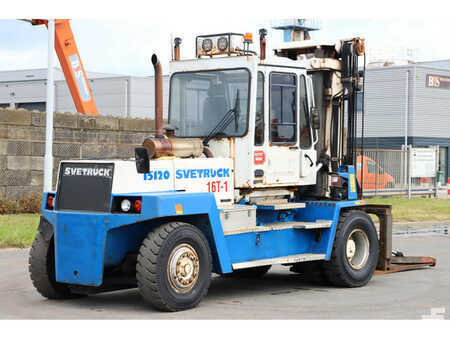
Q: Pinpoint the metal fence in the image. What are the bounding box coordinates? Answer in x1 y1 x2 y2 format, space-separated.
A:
357 147 440 197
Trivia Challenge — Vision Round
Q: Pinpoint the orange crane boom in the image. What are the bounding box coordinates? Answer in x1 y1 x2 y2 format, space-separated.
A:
30 19 98 116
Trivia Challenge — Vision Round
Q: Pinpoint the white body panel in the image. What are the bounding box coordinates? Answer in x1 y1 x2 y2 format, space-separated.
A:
59 157 234 207
173 158 234 205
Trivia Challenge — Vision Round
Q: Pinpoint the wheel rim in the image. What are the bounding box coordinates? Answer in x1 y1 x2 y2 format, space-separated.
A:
167 243 200 293
346 229 370 270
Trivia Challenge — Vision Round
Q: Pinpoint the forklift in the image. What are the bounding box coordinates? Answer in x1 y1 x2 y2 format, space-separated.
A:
28 19 435 311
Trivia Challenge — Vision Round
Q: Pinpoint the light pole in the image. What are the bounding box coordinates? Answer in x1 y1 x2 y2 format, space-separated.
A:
43 19 55 192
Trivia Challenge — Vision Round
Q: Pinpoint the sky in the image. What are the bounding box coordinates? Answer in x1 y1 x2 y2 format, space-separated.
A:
0 17 449 77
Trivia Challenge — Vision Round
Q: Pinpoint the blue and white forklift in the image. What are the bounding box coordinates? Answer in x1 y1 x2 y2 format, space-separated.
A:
29 20 435 311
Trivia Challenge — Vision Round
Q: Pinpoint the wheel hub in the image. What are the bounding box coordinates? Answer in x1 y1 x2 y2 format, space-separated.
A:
168 244 199 293
346 229 370 270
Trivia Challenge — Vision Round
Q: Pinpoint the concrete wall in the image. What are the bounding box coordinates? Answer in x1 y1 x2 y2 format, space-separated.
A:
0 109 156 200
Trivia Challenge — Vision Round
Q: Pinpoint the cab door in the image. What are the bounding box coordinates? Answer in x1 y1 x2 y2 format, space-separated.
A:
265 71 300 184
299 75 316 178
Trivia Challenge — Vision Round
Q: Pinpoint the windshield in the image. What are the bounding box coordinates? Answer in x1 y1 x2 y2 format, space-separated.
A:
169 68 250 137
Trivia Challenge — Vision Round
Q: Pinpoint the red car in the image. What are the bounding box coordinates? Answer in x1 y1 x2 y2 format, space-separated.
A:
356 155 395 190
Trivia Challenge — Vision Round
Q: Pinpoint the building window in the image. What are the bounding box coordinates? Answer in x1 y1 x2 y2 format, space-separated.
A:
16 102 46 112
270 73 297 144
367 160 377 174
0 103 10 109
255 72 264 146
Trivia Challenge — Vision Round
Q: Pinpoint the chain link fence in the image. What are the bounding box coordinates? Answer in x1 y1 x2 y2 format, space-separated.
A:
357 147 440 197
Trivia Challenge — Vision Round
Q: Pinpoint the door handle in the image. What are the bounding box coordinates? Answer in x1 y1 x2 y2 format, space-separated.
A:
304 154 314 167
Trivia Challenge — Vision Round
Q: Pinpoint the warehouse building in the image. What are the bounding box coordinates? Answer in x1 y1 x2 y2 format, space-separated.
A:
362 60 450 186
0 68 169 118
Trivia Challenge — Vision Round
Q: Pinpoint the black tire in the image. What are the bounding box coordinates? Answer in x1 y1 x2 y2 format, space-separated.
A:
290 261 329 285
323 210 379 287
224 265 271 278
136 222 212 312
28 220 77 299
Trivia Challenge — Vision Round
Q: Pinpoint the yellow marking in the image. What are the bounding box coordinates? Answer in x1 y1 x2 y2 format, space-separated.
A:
349 174 356 193
175 204 183 215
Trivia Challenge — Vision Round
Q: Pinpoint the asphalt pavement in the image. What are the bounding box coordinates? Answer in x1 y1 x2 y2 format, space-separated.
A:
0 235 449 319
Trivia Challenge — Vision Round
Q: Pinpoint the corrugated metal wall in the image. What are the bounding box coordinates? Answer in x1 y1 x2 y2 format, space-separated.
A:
56 77 128 116
0 80 47 106
411 66 450 138
0 75 170 118
363 66 412 140
364 64 450 140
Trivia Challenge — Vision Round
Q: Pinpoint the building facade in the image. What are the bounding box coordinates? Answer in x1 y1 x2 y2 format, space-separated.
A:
362 61 450 185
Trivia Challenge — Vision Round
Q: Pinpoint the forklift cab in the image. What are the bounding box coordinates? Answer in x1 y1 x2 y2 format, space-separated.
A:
168 34 321 190
254 62 319 187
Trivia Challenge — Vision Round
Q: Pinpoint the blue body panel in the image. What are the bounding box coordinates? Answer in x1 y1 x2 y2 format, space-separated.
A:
41 175 365 287
42 191 231 286
225 199 363 264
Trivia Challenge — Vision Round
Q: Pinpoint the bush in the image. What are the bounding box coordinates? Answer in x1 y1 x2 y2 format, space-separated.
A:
0 193 42 214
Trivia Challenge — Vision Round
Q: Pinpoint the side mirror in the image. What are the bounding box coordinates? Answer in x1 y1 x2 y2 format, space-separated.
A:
311 107 320 130
135 147 150 174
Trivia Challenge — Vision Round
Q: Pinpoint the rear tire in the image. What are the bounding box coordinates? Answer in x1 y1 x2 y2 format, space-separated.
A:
28 220 77 299
136 222 212 312
323 210 379 287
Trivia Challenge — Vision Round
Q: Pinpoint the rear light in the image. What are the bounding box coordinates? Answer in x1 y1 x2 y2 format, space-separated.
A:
112 196 142 213
133 200 142 213
46 194 55 209
330 175 342 187
120 199 131 212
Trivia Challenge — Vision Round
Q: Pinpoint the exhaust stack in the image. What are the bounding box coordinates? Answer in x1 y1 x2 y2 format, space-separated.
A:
151 54 164 138
259 29 267 61
173 37 182 61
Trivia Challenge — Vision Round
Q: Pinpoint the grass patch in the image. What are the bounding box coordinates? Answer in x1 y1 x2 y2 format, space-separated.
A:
0 197 449 249
0 214 40 249
366 197 450 222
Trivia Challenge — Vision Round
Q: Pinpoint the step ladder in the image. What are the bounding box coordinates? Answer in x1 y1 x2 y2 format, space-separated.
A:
223 220 332 235
255 199 306 210
232 253 326 269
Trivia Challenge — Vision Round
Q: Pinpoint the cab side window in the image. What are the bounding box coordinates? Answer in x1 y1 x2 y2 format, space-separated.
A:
255 72 265 146
299 75 312 149
367 160 377 174
270 73 297 144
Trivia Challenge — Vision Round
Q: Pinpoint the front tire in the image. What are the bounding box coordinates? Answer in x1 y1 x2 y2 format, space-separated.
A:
136 222 212 311
323 210 379 287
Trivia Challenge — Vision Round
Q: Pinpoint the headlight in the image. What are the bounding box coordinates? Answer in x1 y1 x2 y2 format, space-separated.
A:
121 199 131 212
202 38 213 53
217 36 228 51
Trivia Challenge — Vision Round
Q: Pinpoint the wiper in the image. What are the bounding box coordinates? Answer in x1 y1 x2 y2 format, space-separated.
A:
203 90 240 146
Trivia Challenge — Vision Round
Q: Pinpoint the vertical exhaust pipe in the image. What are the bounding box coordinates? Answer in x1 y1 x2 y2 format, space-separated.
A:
259 29 267 61
173 37 182 61
151 54 163 138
